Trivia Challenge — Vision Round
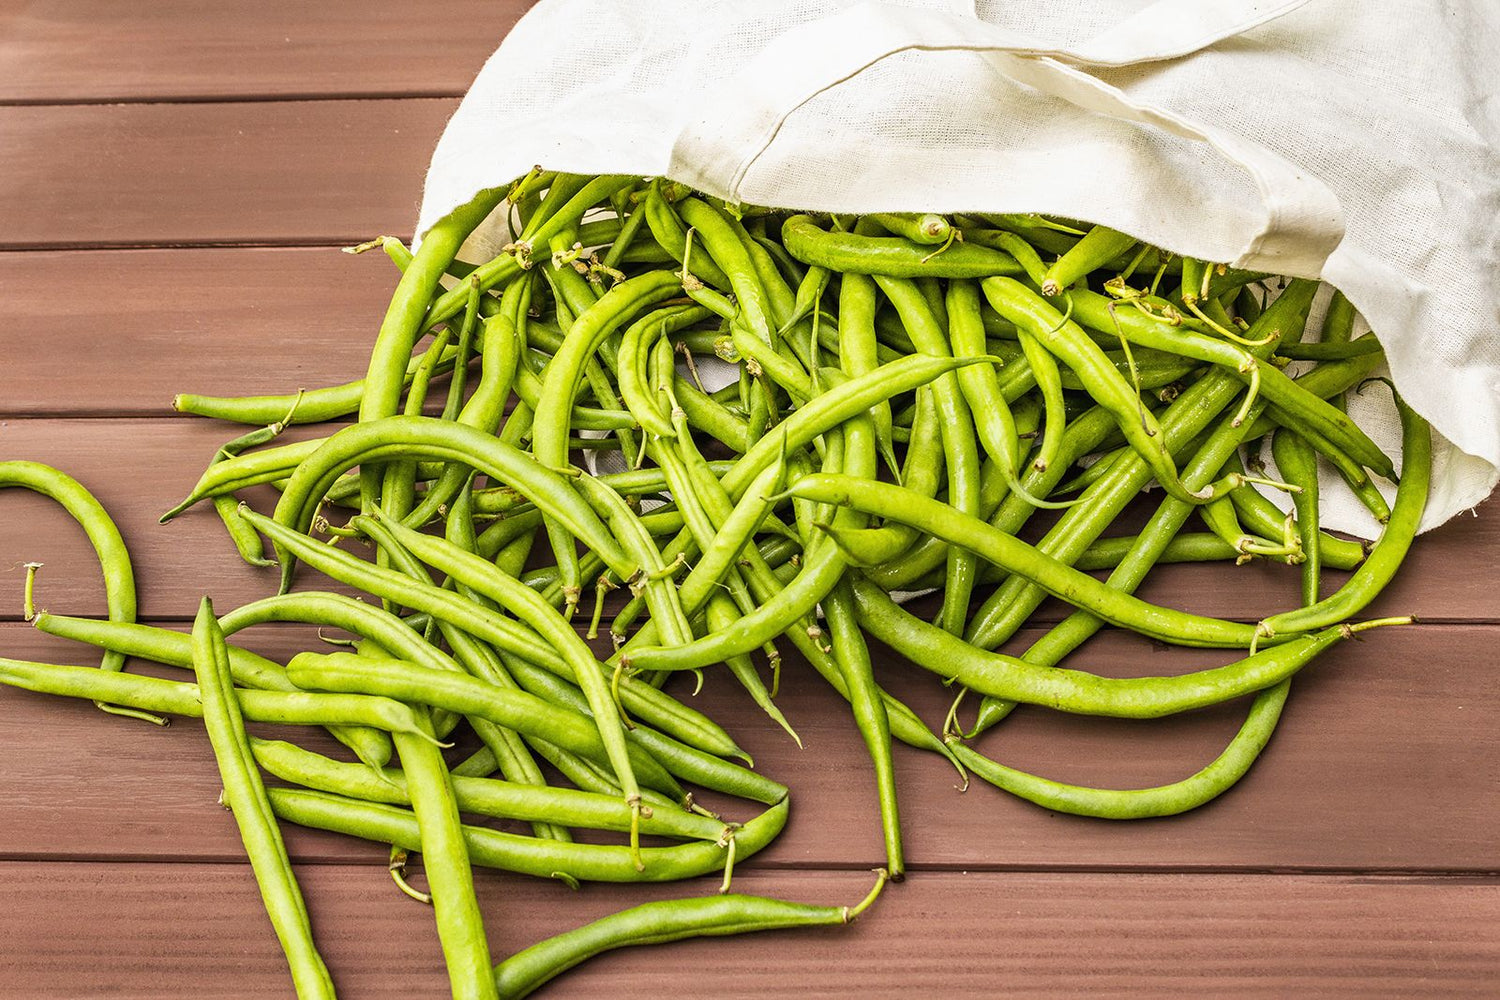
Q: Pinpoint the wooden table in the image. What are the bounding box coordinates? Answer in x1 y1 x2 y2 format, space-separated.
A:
2 3 1497 996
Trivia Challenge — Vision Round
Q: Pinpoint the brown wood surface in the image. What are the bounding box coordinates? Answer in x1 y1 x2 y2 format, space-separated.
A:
0 248 403 414
3 866 1495 999
0 99 457 248
0 2 522 104
2 3 1496 997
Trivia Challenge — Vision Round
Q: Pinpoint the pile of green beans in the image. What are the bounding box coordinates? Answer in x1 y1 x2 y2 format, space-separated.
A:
4 171 1430 997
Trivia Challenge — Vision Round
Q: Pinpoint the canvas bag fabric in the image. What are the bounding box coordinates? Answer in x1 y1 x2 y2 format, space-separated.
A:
415 0 1500 536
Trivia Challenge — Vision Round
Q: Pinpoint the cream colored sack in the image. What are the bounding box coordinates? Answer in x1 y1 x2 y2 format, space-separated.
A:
416 0 1500 535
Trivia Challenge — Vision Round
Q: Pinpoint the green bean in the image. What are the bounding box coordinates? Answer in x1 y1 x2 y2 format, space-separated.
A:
873 276 982 634
500 655 788 806
982 277 1216 505
356 189 507 511
678 197 780 346
0 461 157 724
391 726 498 999
864 404 1121 592
401 303 525 529
202 410 304 566
868 212 951 244
459 523 747 759
1223 468 1365 572
267 787 788 883
1321 290 1356 346
1273 428 1323 605
1040 224 1138 296
825 574 903 879
190 600 335 999
966 229 1048 285
531 270 682 605
32 610 392 769
358 511 647 851
621 528 845 673
641 182 731 290
712 354 989 503
640 433 800 745
285 652 684 803
946 280 1040 504
1063 286 1393 479
1275 339 1382 362
0 654 440 740
1020 391 1279 680
617 305 715 437
493 873 885 999
791 474 1274 649
783 215 1023 278
948 679 1291 818
837 265 901 476
1072 532 1241 570
960 282 1314 662
218 590 465 678
267 416 635 591
250 739 730 842
855 580 1406 717
161 437 328 521
1258 391 1430 641
519 736 692 820
1015 323 1067 473
171 339 463 427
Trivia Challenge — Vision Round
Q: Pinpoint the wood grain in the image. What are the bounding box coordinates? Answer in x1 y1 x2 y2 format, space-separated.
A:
0 99 459 249
0 2 527 104
1 864 1494 998
0 248 404 415
3 620 1496 871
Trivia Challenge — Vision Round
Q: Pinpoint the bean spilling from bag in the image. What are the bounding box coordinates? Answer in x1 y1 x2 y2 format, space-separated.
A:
3 171 1424 997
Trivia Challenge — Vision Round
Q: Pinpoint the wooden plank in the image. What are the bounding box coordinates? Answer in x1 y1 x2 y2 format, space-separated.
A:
0 419 363 619
1 418 1495 622
0 248 405 416
0 2 527 104
0 99 458 249
0 864 1494 997
3 621 1496 871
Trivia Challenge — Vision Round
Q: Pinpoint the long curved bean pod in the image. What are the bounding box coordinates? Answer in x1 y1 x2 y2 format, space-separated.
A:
949 680 1290 818
267 416 636 591
1 461 152 723
493 873 885 999
1258 392 1431 640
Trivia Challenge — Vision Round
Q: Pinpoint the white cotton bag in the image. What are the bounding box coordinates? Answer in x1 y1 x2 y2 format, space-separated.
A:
415 0 1500 535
